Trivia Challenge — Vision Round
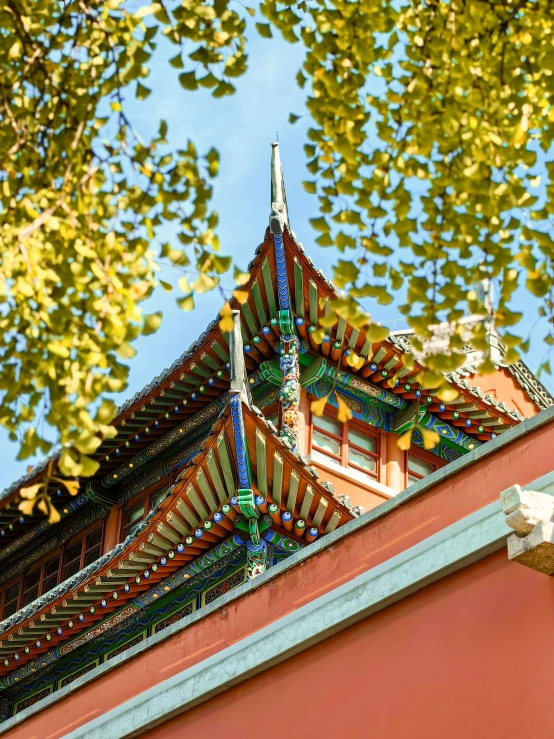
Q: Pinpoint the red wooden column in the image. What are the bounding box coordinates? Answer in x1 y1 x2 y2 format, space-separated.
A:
385 432 405 493
103 504 123 552
297 389 312 457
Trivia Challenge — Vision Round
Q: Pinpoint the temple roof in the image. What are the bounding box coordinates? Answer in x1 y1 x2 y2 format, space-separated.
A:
0 143 551 546
0 401 355 681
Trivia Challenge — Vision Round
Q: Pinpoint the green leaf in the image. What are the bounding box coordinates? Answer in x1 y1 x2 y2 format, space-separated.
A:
234 266 250 286
366 324 390 342
256 23 272 38
143 311 163 335
310 217 330 233
116 342 137 360
179 73 198 91
192 273 218 293
136 82 151 100
169 54 184 69
177 295 195 311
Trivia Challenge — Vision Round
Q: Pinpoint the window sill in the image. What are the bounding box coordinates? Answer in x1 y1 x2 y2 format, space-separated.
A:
309 452 398 500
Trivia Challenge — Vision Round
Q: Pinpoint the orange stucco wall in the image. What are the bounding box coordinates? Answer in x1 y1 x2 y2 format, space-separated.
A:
151 550 554 739
465 368 540 417
6 416 554 739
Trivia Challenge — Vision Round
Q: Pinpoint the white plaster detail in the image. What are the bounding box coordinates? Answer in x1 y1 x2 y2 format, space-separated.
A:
310 452 398 498
500 475 554 574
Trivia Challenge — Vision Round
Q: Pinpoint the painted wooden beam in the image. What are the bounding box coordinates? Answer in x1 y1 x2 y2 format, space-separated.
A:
287 470 300 514
299 485 314 520
309 280 318 327
195 470 218 514
312 498 328 528
294 258 305 318
217 434 237 498
256 429 268 497
262 258 277 318
206 451 228 506
252 280 268 327
175 499 200 530
272 452 283 506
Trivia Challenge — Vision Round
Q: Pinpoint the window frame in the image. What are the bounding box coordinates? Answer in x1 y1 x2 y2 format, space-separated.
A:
405 447 445 486
309 403 381 481
120 485 168 541
0 521 104 620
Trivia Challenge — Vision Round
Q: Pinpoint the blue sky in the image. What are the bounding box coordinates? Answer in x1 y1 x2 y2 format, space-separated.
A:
1 24 552 490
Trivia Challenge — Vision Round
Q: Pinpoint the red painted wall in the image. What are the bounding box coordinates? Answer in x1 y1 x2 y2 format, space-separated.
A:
465 368 540 417
151 550 554 739
5 416 554 738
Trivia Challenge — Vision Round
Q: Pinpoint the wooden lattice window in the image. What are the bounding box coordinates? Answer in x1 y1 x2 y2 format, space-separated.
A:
406 452 438 485
311 410 379 479
0 524 103 619
2 582 21 619
121 487 168 540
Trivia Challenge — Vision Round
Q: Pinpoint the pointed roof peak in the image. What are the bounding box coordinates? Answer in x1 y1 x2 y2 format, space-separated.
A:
269 142 290 234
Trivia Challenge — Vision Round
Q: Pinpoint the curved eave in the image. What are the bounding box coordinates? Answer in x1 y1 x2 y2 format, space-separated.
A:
0 230 281 533
0 404 354 677
280 229 524 442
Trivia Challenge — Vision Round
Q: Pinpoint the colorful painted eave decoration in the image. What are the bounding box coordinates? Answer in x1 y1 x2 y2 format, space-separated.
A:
0 404 354 678
0 221 545 534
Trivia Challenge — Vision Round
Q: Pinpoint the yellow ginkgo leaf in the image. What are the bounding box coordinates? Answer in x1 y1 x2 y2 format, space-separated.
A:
219 301 234 333
397 429 413 450
47 503 61 524
417 370 444 389
232 290 249 305
420 427 440 450
319 313 338 329
37 497 49 516
336 394 353 423
311 395 329 417
54 478 80 497
234 266 250 286
387 373 399 388
347 353 365 370
311 328 327 345
18 499 36 516
366 323 389 342
436 385 460 403
20 483 42 500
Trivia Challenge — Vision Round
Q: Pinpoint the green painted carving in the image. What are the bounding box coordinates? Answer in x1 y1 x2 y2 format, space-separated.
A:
390 402 427 434
278 309 295 336
247 540 268 580
237 489 259 520
278 333 300 452
257 359 282 387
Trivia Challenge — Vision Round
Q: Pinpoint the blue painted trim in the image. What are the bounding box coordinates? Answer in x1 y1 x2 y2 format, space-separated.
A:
229 394 251 490
273 234 290 311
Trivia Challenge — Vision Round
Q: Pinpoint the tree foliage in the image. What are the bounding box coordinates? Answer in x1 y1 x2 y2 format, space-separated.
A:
0 0 552 494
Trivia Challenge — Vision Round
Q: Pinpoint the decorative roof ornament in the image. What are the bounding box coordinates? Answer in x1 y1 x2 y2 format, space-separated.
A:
269 142 290 234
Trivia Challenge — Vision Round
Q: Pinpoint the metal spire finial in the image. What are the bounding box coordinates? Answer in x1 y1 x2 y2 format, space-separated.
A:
269 142 290 234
